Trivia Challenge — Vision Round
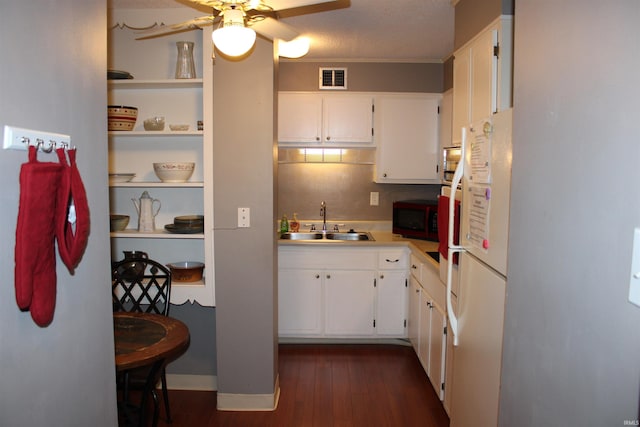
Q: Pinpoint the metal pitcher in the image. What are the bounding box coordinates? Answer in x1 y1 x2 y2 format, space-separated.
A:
132 191 161 232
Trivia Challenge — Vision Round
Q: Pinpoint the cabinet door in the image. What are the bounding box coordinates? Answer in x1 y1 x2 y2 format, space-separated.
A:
470 28 498 123
428 300 446 400
374 94 440 183
375 270 407 337
278 269 323 336
418 290 431 372
323 95 373 144
325 270 375 336
408 276 422 352
278 93 322 143
452 48 470 146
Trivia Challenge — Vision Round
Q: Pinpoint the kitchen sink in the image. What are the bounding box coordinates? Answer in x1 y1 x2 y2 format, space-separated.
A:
324 232 373 241
279 232 324 240
279 231 375 241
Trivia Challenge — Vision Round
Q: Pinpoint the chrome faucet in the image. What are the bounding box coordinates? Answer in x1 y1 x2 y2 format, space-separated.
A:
320 200 327 231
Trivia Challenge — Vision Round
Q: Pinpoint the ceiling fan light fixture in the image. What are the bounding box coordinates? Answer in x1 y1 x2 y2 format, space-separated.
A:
278 37 310 58
212 8 256 57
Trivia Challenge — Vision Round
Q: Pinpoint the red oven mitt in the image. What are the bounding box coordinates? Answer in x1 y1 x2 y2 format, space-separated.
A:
14 145 63 326
55 147 90 273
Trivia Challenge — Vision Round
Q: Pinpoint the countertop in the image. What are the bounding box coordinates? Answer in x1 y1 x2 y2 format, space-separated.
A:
277 227 441 271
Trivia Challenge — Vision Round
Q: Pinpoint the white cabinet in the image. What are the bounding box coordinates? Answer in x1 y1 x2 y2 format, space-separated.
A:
278 246 408 338
278 92 373 146
107 9 214 306
408 251 447 402
325 270 376 336
452 16 513 146
373 93 441 184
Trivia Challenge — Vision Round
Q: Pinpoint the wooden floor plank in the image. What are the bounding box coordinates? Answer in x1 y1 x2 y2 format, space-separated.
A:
146 343 449 427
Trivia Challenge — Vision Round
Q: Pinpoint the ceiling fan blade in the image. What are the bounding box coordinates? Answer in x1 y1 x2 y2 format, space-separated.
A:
266 0 337 11
134 16 217 39
250 16 299 41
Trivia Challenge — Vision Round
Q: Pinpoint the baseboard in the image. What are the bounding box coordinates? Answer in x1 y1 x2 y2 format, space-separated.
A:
165 374 217 391
216 375 280 411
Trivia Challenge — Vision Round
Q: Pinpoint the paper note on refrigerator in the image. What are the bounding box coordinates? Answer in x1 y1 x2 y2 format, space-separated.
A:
468 120 492 184
467 185 491 251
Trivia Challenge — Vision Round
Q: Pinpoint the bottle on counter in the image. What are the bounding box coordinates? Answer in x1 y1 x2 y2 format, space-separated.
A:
280 214 289 233
289 213 300 232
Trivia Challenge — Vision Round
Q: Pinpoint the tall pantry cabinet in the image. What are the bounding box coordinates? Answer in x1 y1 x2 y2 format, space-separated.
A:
107 8 215 306
451 16 513 145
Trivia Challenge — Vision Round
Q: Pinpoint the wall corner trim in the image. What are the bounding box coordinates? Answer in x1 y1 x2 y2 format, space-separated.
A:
217 376 281 411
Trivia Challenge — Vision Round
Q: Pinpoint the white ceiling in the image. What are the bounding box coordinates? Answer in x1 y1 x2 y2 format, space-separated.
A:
109 0 455 62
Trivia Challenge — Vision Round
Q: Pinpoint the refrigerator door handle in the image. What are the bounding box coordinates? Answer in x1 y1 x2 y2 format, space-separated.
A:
447 127 467 347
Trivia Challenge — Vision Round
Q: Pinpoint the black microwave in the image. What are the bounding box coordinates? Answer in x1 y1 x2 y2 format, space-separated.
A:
392 200 439 241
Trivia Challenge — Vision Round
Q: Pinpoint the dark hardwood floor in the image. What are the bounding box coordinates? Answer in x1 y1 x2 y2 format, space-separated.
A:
154 343 450 427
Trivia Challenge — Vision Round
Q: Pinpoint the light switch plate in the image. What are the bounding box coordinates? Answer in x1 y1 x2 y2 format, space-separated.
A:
370 192 379 206
238 207 250 228
629 227 640 307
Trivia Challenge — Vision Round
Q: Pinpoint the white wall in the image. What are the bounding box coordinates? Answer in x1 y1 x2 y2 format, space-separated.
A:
0 1 117 425
500 2 640 425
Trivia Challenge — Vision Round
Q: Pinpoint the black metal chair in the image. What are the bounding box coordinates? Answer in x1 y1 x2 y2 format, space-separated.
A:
112 256 173 426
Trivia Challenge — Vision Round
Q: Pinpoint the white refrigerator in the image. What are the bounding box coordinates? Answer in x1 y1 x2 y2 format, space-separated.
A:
446 108 512 427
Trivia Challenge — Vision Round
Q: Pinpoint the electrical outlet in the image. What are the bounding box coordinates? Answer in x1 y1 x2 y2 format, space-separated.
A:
238 207 250 228
370 192 379 206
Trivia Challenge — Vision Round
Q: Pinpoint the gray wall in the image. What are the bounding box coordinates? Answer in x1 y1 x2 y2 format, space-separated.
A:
213 38 278 397
0 1 118 426
500 1 640 425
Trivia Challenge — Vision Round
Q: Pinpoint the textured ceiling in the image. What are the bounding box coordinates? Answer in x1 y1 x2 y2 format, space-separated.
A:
108 0 455 62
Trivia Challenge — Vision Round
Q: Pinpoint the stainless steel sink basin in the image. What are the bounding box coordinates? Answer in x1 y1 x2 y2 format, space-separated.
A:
279 231 374 241
325 232 373 241
279 232 324 240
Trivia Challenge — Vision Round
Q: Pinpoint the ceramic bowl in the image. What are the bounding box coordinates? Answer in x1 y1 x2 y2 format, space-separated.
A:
108 106 138 131
143 116 165 131
169 124 189 131
153 162 195 183
110 214 130 232
109 173 135 184
167 261 204 282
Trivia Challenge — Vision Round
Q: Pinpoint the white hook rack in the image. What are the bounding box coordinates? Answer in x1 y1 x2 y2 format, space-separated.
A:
3 125 71 152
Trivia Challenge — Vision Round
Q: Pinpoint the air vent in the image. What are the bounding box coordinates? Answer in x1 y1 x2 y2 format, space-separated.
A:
319 68 347 90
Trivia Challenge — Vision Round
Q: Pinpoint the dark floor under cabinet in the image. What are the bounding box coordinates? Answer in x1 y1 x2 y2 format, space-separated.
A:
149 344 450 427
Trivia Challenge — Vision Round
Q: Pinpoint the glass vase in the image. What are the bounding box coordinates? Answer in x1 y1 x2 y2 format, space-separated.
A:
175 41 196 79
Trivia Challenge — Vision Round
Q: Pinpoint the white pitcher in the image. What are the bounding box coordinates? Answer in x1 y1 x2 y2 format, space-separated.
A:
132 191 161 232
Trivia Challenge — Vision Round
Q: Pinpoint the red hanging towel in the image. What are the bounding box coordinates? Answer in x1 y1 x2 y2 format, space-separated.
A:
55 147 90 273
14 146 63 326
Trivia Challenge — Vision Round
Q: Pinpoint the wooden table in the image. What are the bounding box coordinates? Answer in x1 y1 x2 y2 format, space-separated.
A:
113 312 190 427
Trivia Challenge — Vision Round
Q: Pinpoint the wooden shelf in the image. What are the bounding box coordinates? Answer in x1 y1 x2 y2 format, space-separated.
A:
108 78 203 89
109 181 204 188
110 230 204 239
108 130 203 137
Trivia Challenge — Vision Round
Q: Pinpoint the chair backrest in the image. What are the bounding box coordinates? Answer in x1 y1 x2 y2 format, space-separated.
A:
111 257 172 316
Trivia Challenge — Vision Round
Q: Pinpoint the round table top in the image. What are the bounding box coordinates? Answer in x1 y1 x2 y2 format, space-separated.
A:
113 312 190 372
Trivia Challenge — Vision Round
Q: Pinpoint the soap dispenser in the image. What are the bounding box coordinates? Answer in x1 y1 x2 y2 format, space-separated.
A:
289 213 300 232
280 214 289 233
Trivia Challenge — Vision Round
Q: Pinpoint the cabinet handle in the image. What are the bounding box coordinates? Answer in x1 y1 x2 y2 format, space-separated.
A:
326 136 331 141
379 274 384 279
411 264 417 269
383 173 388 177
315 274 320 279
326 274 331 279
315 136 320 141
386 258 400 263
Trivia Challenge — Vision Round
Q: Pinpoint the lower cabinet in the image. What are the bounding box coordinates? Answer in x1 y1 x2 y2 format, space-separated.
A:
409 252 449 404
278 245 408 339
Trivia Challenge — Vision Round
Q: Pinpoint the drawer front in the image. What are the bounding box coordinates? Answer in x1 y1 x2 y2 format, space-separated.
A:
378 248 408 270
410 253 423 281
279 247 377 270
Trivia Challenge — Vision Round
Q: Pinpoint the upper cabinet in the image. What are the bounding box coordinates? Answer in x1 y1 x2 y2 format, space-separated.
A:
452 16 513 146
108 8 215 306
278 92 373 146
374 93 441 184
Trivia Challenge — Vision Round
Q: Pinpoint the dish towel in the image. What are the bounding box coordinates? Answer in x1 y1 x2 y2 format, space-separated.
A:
437 194 460 265
14 146 64 326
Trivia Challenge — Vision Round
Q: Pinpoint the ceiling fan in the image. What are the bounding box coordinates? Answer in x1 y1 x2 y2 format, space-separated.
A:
136 0 337 58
